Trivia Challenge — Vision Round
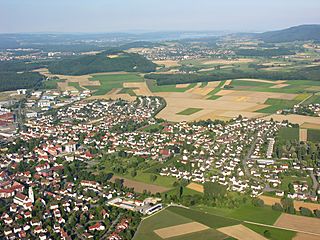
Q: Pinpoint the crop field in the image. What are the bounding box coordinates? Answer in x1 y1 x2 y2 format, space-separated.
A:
88 73 144 96
217 224 268 240
277 127 300 142
193 204 281 225
154 222 209 239
257 98 300 113
274 213 320 236
259 195 320 211
307 129 320 142
134 205 299 240
177 108 203 115
244 223 296 240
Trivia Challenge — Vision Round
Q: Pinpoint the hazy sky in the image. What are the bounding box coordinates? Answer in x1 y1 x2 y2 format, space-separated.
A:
1 0 320 33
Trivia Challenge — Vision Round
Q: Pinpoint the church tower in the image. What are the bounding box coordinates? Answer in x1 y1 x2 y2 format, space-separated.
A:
28 186 34 203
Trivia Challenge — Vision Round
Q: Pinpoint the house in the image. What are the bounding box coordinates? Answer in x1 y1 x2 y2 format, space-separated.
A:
88 222 105 231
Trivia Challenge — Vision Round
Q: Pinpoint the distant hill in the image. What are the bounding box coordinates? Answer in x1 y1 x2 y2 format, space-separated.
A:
48 51 157 75
259 25 320 42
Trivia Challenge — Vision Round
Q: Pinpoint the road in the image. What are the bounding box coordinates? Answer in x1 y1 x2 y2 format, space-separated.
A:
310 170 319 194
100 213 123 240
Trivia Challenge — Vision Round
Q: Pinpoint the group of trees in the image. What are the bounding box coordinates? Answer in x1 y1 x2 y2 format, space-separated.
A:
145 65 320 86
48 51 157 75
0 60 45 91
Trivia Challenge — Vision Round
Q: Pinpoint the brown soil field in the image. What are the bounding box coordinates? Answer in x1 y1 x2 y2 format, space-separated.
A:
263 114 320 127
154 222 209 239
299 128 308 142
270 84 289 88
154 60 180 67
259 195 320 211
217 224 267 240
294 233 320 240
300 123 320 129
275 213 320 235
187 183 204 193
215 90 236 96
176 83 190 88
110 176 169 194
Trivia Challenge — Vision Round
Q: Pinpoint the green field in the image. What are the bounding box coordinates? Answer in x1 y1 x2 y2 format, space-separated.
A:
146 79 196 92
244 223 296 240
303 94 320 105
134 205 296 240
257 98 299 113
177 108 203 115
168 207 240 229
118 87 137 96
43 79 64 89
277 127 299 142
68 82 85 91
133 208 228 240
193 204 281 225
308 129 320 142
87 73 144 95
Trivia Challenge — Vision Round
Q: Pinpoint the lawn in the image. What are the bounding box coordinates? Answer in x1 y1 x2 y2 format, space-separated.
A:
257 98 300 113
87 73 143 95
279 175 312 192
277 127 299 142
168 206 240 229
244 223 296 240
177 108 203 115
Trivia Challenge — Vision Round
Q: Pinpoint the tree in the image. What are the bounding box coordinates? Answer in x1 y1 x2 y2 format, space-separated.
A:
252 198 264 207
204 182 227 199
150 175 157 182
131 170 137 178
300 207 313 217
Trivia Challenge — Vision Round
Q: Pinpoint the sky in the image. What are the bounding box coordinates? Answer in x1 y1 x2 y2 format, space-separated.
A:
1 0 320 33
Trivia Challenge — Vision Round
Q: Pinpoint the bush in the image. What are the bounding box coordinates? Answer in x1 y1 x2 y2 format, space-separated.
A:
272 203 284 212
300 207 313 217
252 198 264 207
263 230 271 238
314 209 320 218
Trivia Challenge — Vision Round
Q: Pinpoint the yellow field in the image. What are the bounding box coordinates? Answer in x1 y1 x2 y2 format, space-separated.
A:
275 213 320 236
154 222 209 239
186 182 204 193
217 224 267 240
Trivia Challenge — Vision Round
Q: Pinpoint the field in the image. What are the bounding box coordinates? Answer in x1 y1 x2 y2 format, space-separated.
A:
274 213 320 236
110 176 170 194
307 129 320 142
154 222 209 238
186 182 204 193
277 127 299 142
177 108 203 115
133 208 227 240
259 195 320 211
217 224 268 240
244 223 296 240
193 204 281 225
134 205 297 240
37 58 320 124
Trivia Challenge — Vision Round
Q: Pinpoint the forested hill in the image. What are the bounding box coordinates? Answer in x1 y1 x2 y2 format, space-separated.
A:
258 25 320 43
48 51 157 75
